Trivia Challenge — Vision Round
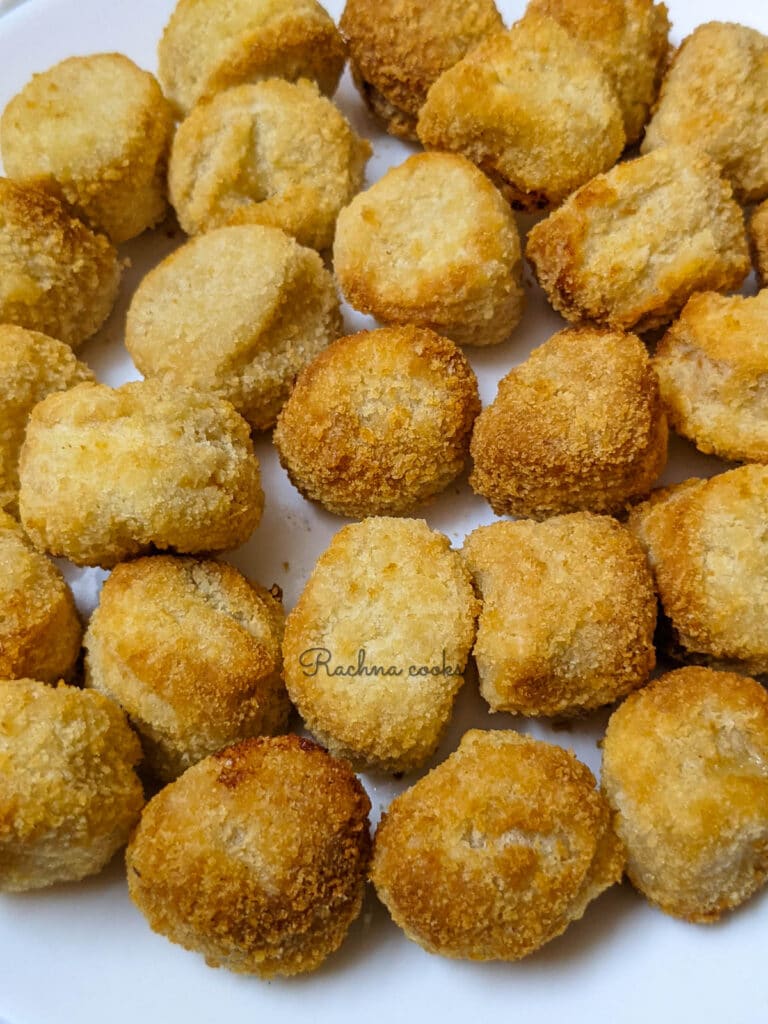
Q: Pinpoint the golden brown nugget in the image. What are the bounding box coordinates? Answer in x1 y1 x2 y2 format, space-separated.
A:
333 153 524 347
527 146 750 333
127 735 371 977
0 324 93 516
653 290 768 464
283 518 479 774
372 730 624 960
750 198 768 288
469 327 667 519
629 466 768 674
602 667 768 922
417 12 625 211
274 327 480 518
0 512 81 685
0 679 144 892
169 79 371 250
158 0 346 116
642 22 768 204
19 380 263 569
462 515 656 717
0 178 121 349
340 0 502 139
85 556 290 782
1 54 174 244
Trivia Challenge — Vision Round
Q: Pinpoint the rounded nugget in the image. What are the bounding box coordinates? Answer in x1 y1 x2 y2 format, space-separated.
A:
0 178 121 349
602 667 768 922
462 515 656 717
469 327 667 519
749 198 768 289
126 735 371 977
1 54 174 243
372 730 624 960
274 326 480 518
126 225 342 431
0 679 144 892
169 79 371 250
333 153 524 347
282 518 479 773
19 380 263 568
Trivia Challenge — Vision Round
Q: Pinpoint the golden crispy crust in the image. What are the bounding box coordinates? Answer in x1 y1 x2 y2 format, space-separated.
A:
19 380 263 568
283 518 479 773
168 79 371 250
469 326 668 519
126 225 342 431
526 146 750 333
417 12 625 211
126 735 371 977
274 326 480 517
372 729 624 960
602 667 768 922
462 515 656 716
0 679 144 891
333 152 524 347
750 198 768 289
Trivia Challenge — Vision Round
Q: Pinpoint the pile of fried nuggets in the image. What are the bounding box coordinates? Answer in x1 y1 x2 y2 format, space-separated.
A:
2 0 768 980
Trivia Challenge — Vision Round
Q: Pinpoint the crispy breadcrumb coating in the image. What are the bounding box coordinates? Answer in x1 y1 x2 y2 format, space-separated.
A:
750 198 768 289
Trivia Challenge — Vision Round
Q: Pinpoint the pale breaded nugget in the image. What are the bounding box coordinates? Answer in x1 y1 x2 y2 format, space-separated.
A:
0 511 81 684
0 324 93 516
527 0 670 145
0 679 144 892
0 179 121 349
169 79 371 250
19 380 263 569
333 153 524 347
126 225 342 431
1 54 174 244
628 466 768 674
340 0 502 139
417 12 625 211
274 327 480 518
372 730 624 960
462 515 656 717
527 147 750 334
469 327 667 519
158 0 346 116
642 23 768 204
750 198 768 288
602 667 768 922
653 290 768 464
127 735 371 976
283 518 479 774
85 555 290 782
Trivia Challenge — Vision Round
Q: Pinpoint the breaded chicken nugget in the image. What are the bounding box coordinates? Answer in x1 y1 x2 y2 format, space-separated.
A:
19 380 263 569
653 290 768 464
749 198 768 288
462 515 656 717
283 518 479 773
469 327 667 519
602 667 768 922
85 556 289 782
158 0 346 116
0 679 144 891
169 79 371 250
527 146 750 334
372 729 624 960
0 512 81 684
0 179 121 349
628 466 768 674
333 153 524 347
642 23 768 204
417 12 625 211
340 0 502 139
1 54 174 244
127 735 371 977
274 327 480 518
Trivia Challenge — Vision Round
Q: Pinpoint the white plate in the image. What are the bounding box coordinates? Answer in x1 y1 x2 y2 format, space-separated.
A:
0 2 766 1022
